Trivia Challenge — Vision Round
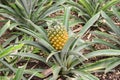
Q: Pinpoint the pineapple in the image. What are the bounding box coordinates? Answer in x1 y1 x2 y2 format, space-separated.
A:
47 24 68 50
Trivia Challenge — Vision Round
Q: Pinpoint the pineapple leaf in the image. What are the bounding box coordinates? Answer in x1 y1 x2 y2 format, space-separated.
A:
0 44 24 59
26 19 47 40
46 51 58 62
79 0 94 16
101 0 119 11
85 49 120 59
71 70 99 80
0 3 15 14
39 0 65 19
101 11 120 36
93 38 119 49
79 57 119 72
24 69 45 79
50 65 61 80
77 11 100 37
71 49 120 68
0 76 9 80
112 6 120 21
13 65 26 80
0 21 10 37
105 58 120 73
0 59 15 73
11 52 51 66
92 31 120 45
2 35 18 47
63 6 71 32
20 41 51 54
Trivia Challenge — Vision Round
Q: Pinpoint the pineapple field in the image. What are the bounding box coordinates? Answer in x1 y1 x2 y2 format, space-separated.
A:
0 0 120 80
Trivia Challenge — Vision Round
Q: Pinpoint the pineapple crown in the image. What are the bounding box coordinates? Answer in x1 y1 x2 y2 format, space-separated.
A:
47 20 63 29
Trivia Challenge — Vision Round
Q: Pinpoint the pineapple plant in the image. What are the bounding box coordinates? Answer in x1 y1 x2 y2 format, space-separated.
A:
47 22 68 50
66 0 119 24
16 10 120 80
0 0 120 80
0 0 65 29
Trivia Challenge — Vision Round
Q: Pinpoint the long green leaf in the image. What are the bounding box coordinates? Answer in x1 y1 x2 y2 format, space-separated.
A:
46 51 58 62
62 37 77 54
0 44 24 59
79 57 119 72
0 4 15 14
50 65 61 80
9 3 23 17
11 52 51 66
20 41 51 54
0 76 9 80
77 11 100 37
63 6 71 31
66 0 86 13
101 11 120 36
105 58 120 73
71 70 99 80
0 13 18 23
24 69 45 79
0 59 15 73
71 49 120 68
92 31 120 45
35 0 48 14
112 6 120 21
74 43 92 52
16 27 44 40
93 38 119 49
2 35 18 47
16 27 54 52
26 19 47 40
61 37 77 64
85 49 120 59
39 0 65 19
19 0 30 15
79 0 94 16
13 65 26 80
69 51 88 60
0 21 10 37
102 0 119 11
9 23 20 30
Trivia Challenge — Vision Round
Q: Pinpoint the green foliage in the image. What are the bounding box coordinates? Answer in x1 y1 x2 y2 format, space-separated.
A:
0 44 24 80
93 9 120 49
0 0 120 80
13 9 120 79
92 7 120 75
0 0 65 29
0 21 10 37
0 44 24 59
0 76 9 80
13 65 26 80
67 0 119 23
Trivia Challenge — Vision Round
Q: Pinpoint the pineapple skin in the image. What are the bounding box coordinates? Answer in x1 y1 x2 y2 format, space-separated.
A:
47 26 68 50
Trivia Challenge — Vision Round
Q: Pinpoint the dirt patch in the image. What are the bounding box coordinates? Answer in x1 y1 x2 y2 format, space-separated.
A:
94 65 120 80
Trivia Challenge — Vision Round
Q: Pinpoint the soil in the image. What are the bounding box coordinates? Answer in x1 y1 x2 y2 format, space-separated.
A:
95 65 120 80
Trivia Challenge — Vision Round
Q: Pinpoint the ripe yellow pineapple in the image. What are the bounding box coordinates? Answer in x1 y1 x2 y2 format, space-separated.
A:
47 24 68 50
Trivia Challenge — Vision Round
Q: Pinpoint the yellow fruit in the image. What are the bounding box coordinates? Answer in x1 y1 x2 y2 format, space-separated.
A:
47 25 68 50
